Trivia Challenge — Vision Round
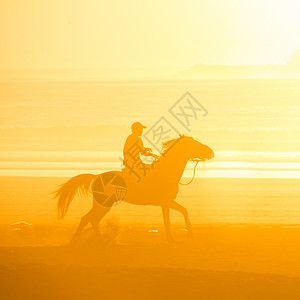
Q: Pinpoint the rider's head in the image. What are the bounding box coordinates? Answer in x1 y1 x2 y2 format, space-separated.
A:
131 122 146 136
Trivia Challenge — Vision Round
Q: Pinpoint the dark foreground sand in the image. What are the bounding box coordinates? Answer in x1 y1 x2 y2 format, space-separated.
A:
1 264 300 300
1 224 300 299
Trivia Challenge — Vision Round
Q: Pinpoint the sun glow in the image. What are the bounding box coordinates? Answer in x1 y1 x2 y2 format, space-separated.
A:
0 0 300 70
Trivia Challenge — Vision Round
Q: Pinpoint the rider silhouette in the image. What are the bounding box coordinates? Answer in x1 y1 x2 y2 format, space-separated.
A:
123 122 158 180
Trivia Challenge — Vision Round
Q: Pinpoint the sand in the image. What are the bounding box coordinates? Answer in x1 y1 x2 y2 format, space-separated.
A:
1 176 300 299
1 264 300 300
1 224 300 299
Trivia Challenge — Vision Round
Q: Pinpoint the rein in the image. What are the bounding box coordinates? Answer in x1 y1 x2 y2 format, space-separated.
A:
179 159 204 186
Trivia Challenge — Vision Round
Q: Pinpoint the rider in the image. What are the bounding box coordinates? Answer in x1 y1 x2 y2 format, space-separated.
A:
123 122 158 178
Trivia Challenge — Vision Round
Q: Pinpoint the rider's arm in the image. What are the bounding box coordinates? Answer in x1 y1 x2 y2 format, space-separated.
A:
138 139 150 155
138 139 158 159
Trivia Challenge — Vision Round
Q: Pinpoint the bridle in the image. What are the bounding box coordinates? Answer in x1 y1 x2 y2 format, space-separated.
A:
179 158 206 186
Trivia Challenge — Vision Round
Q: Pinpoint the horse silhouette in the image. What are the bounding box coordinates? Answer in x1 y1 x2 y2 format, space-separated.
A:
54 135 214 243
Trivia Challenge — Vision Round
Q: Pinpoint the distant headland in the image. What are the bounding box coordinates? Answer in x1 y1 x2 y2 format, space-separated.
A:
175 49 300 79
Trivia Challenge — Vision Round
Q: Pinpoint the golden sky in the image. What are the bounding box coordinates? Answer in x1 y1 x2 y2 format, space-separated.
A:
0 0 300 69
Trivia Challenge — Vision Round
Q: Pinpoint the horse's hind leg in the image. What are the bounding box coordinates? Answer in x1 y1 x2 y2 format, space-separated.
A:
71 210 93 243
71 205 111 243
89 205 111 236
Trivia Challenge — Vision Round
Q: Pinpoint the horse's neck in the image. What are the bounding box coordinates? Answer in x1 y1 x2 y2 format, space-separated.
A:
153 146 189 184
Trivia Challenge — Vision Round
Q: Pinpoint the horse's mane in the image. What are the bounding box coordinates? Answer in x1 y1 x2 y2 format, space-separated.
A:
161 137 182 153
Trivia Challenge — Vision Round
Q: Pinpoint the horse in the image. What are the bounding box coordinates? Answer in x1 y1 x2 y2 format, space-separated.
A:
54 135 214 243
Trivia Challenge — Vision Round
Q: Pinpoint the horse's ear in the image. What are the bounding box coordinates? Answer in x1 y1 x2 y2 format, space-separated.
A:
179 134 184 138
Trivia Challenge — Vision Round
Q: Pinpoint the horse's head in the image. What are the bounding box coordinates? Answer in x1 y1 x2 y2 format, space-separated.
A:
161 135 214 161
182 135 214 161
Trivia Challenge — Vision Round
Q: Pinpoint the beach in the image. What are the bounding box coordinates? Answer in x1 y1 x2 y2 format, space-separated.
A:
1 176 300 299
1 224 300 299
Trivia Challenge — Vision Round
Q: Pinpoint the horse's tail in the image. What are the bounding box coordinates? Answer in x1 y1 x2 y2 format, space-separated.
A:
53 173 96 219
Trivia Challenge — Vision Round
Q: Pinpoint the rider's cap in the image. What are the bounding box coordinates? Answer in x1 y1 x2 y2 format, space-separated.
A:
131 122 146 131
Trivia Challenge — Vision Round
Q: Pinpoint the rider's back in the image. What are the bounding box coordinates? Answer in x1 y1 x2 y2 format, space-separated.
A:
123 133 142 157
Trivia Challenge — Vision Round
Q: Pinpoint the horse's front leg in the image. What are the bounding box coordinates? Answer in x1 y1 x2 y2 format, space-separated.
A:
168 201 193 239
161 205 174 243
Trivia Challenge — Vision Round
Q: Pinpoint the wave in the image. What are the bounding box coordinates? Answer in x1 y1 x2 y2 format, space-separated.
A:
0 152 300 178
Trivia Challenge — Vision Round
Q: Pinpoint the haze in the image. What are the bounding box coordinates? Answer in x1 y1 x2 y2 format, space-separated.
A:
1 0 300 71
